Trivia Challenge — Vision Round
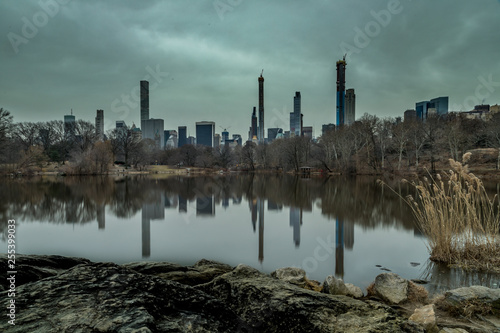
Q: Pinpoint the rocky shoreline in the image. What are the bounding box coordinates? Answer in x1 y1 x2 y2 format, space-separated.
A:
1 255 499 332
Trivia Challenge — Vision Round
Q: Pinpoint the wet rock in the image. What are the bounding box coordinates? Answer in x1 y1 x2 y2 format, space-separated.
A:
0 262 246 333
438 328 469 333
345 283 364 298
197 264 423 332
271 267 307 287
444 286 500 310
322 275 350 296
372 273 409 304
0 256 426 332
123 259 233 286
0 254 91 290
409 304 438 333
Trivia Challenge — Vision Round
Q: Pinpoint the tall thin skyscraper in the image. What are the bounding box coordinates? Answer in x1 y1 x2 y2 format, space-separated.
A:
336 56 347 126
290 91 301 136
345 89 355 125
140 80 149 130
95 109 104 140
258 71 264 143
251 107 257 140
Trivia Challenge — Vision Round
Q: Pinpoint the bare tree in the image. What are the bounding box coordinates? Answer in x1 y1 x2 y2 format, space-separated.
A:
179 144 198 166
391 121 410 170
408 120 426 168
12 122 39 151
487 112 500 170
241 141 257 170
74 120 98 153
0 108 13 161
376 118 393 169
108 127 142 166
357 113 379 171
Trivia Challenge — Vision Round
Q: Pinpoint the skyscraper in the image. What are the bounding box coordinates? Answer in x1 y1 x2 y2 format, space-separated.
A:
430 97 449 116
95 109 104 140
64 113 76 138
140 80 149 130
290 91 301 136
196 121 215 147
258 72 264 143
178 126 187 147
143 118 164 149
250 106 257 141
345 89 355 125
336 56 347 126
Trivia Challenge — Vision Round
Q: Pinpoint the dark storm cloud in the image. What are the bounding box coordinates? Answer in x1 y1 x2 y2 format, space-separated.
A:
1 0 499 137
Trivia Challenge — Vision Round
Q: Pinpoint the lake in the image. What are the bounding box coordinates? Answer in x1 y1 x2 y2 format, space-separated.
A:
1 174 498 293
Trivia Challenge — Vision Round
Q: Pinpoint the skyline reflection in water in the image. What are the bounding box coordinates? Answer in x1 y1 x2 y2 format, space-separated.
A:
0 174 498 292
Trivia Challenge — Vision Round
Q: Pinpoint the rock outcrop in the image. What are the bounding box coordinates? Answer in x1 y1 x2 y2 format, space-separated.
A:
2 255 498 333
0 255 424 333
197 264 422 333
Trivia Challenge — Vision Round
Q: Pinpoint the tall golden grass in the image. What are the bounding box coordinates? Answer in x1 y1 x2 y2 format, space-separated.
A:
382 153 500 271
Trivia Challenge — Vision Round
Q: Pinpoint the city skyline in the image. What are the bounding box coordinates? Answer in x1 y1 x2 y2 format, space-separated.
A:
2 1 500 137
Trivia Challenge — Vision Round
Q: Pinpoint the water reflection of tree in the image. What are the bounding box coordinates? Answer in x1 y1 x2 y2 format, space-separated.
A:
0 174 455 238
0 177 116 239
420 261 499 295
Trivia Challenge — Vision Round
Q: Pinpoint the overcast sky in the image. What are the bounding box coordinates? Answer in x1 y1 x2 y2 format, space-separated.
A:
2 0 499 138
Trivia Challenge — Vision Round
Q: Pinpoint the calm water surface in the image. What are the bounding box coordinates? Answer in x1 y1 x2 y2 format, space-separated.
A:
1 174 498 293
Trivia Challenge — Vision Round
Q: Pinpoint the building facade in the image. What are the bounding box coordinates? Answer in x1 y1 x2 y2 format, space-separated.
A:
290 91 301 136
95 109 104 140
140 80 149 130
196 121 215 147
250 106 258 141
64 114 76 138
258 73 265 143
336 57 346 126
404 109 417 122
345 88 355 125
178 126 187 147
143 118 164 149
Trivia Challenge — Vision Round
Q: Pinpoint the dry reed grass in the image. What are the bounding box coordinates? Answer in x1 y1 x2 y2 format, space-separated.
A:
380 153 500 272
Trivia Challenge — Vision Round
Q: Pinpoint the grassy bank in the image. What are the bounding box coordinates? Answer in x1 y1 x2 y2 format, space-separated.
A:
381 153 500 272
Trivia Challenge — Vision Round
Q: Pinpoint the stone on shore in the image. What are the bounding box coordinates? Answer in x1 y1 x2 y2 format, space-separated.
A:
322 275 350 296
438 328 469 333
443 286 500 310
123 258 233 286
345 283 364 298
372 272 409 304
409 304 438 333
271 267 307 287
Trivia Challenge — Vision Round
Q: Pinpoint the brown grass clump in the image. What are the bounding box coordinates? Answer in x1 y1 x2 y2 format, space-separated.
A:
303 277 323 292
407 281 429 304
379 153 500 272
366 282 376 297
435 296 494 318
